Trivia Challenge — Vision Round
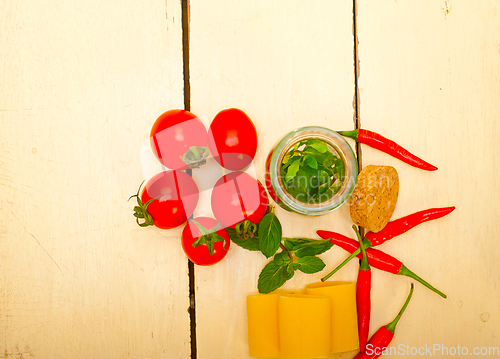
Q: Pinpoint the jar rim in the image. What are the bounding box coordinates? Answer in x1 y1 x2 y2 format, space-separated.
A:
269 126 358 215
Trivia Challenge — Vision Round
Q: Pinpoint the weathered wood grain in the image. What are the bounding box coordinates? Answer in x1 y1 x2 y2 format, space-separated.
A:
189 1 356 358
0 1 190 358
357 0 500 355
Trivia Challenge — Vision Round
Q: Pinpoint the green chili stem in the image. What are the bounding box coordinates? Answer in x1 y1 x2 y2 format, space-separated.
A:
337 130 359 140
385 283 414 333
353 225 370 271
398 264 446 298
320 238 372 281
321 250 358 281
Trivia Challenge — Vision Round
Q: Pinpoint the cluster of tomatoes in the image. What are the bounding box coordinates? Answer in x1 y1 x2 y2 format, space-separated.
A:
131 108 269 265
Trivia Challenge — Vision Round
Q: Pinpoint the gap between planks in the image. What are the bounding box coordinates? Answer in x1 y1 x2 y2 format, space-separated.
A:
180 0 197 359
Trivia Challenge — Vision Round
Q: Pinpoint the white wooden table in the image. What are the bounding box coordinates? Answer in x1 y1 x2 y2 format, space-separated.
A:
1 1 499 358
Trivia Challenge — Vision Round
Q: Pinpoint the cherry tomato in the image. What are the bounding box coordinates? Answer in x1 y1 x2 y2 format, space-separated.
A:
132 170 199 229
207 108 258 171
211 171 268 229
181 217 230 266
150 109 208 170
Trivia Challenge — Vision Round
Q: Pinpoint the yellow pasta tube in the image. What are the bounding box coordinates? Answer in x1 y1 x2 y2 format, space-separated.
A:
278 294 331 359
305 281 359 353
247 294 280 358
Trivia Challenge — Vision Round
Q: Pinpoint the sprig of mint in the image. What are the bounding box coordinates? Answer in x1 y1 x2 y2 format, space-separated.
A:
226 205 334 293
280 139 345 204
258 250 327 293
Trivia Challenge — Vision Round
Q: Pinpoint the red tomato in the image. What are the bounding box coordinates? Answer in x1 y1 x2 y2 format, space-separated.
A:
207 108 258 171
140 170 199 229
181 217 230 266
211 171 268 228
150 109 208 170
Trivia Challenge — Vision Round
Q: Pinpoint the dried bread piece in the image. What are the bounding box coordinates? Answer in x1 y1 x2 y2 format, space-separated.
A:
349 165 399 233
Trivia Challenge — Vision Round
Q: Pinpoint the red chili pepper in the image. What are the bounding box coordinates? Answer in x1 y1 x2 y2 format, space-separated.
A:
317 230 446 298
366 206 455 246
338 129 438 171
320 207 455 278
354 225 371 352
354 283 414 359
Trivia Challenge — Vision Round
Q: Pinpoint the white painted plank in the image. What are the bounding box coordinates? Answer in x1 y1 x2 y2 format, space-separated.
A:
0 1 190 358
190 1 357 358
357 0 500 354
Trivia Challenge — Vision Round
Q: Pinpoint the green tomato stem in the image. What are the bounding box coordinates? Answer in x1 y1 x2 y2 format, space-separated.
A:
182 146 209 169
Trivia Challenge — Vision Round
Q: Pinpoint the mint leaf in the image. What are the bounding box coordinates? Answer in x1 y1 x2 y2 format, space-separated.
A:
282 152 292 164
285 265 295 280
295 240 334 258
303 155 318 169
283 237 311 251
308 141 328 153
284 158 301 183
258 213 282 258
323 157 335 168
334 157 345 179
296 256 326 274
226 227 260 251
273 251 290 265
258 261 288 293
284 237 334 257
283 239 295 251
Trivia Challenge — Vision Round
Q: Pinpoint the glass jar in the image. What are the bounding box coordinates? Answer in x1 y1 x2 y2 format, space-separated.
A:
265 126 358 216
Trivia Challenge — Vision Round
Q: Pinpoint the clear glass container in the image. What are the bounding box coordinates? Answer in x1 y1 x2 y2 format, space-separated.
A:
265 126 358 216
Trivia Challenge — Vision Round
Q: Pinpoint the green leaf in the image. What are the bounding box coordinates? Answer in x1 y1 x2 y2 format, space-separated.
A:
258 261 288 293
308 141 328 153
283 239 295 251
284 237 334 257
295 241 334 258
284 158 301 183
334 157 345 179
226 227 260 251
273 251 290 266
303 155 318 169
282 152 292 164
258 213 282 258
323 157 335 168
296 256 326 274
283 237 311 251
285 265 295 280
301 148 334 167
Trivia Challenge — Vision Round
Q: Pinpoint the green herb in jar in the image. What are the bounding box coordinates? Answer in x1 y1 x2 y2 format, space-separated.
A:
279 139 345 204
